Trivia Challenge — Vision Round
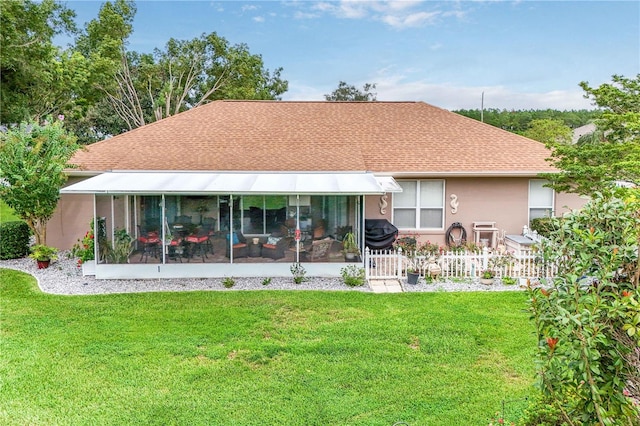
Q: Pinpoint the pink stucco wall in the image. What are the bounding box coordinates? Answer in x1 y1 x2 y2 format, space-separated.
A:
48 176 588 250
48 177 94 250
365 177 587 247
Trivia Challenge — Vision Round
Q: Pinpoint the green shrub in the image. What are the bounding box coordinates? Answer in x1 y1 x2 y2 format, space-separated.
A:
222 277 235 288
261 277 271 286
340 264 365 287
0 221 30 260
70 221 95 265
290 263 306 284
529 217 558 237
528 190 640 424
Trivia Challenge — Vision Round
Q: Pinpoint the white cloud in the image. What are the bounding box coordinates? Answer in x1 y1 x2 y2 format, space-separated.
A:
375 80 594 110
253 16 265 23
242 5 258 12
294 10 321 19
283 76 595 111
295 1 466 29
381 11 440 28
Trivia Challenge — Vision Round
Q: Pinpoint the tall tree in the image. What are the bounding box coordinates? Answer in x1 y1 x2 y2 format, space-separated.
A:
521 119 572 145
325 81 377 101
0 0 77 124
0 117 80 245
541 74 640 194
68 0 136 140
107 32 288 130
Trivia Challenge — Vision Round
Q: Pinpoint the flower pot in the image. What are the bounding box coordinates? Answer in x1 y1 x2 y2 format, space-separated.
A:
480 278 494 285
407 272 420 285
36 260 50 269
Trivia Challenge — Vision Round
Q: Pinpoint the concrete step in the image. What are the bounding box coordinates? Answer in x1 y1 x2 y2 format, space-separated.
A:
368 279 403 293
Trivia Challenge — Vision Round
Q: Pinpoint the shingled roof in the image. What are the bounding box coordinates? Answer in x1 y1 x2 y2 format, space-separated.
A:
70 100 556 176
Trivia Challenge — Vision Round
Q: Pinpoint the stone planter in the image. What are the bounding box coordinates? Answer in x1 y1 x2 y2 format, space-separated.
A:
480 278 494 285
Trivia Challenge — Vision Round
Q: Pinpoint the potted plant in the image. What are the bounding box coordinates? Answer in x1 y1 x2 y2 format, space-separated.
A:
29 244 58 269
480 269 495 285
342 232 360 261
406 266 420 285
71 221 96 275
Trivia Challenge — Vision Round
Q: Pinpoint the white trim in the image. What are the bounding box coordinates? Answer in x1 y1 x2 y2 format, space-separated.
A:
392 179 446 230
61 171 393 195
528 179 555 222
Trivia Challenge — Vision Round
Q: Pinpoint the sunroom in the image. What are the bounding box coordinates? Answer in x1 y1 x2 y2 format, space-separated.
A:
61 171 400 279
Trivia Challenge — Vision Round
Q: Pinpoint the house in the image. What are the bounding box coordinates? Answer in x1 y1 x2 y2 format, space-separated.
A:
51 100 584 279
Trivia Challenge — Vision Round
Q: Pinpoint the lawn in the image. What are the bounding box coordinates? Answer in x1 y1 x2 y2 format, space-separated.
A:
0 199 18 223
0 269 535 425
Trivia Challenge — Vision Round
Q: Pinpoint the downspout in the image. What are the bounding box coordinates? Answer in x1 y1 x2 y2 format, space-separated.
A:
110 195 115 250
92 194 97 263
295 195 301 264
229 195 233 263
161 194 166 265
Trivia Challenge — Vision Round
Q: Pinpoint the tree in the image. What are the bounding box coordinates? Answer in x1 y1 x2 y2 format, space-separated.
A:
527 190 640 424
2 0 288 140
0 117 80 245
541 74 640 195
325 81 377 101
0 0 77 124
454 108 600 132
521 119 572 145
105 32 288 130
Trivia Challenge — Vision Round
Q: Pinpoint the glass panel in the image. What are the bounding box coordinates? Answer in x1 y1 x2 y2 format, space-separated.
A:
140 196 162 233
219 196 241 232
420 208 443 228
96 194 136 265
264 196 287 234
242 195 264 234
530 208 552 220
395 181 417 208
530 180 553 207
394 209 416 228
420 181 443 208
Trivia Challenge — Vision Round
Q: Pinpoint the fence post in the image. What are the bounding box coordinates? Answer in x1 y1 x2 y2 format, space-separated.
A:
364 247 370 280
397 247 403 280
482 246 489 272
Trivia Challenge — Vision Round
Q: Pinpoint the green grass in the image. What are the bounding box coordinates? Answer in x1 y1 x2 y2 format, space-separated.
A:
0 199 19 223
0 269 536 425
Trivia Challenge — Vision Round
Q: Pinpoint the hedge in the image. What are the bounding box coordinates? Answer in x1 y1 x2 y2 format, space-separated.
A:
0 221 31 260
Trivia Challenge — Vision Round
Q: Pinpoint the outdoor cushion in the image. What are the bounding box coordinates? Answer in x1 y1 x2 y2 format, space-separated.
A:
263 243 276 249
267 236 282 245
186 235 208 243
226 232 240 244
139 235 160 244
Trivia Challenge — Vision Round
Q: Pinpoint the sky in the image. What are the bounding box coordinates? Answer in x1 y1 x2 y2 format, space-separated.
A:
62 0 640 111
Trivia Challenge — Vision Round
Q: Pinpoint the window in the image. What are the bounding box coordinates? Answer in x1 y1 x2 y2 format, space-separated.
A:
393 180 444 229
529 180 554 221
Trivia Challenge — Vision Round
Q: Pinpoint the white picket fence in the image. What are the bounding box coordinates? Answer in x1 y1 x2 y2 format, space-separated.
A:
364 246 556 281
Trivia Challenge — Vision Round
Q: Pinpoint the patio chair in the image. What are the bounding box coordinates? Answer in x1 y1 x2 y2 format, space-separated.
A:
225 231 248 259
137 226 161 262
312 219 327 240
308 238 334 262
262 233 291 260
185 230 209 262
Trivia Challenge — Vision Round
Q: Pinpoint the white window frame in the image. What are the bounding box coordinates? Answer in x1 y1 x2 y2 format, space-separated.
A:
392 179 445 230
528 179 554 222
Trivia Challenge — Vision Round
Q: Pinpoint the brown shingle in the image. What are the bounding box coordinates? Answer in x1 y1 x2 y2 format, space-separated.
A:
70 100 556 175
